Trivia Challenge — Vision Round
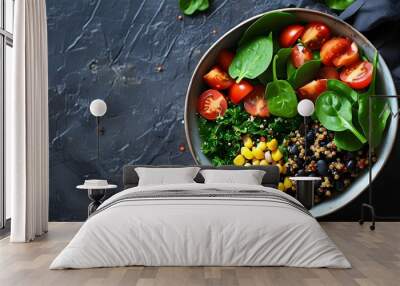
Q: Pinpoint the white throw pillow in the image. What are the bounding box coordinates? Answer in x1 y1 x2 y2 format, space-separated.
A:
200 169 265 185
135 167 200 186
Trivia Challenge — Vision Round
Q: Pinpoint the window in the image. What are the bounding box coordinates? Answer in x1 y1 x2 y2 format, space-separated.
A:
0 0 14 229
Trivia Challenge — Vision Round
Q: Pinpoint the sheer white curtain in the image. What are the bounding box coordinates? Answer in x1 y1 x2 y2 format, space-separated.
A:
8 0 49 242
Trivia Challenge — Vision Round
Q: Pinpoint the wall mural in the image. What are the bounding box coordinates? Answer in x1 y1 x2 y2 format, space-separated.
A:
47 0 400 221
184 9 398 218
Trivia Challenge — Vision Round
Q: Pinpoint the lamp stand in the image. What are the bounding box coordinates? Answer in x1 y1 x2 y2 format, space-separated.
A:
304 116 308 164
359 95 375 230
96 117 105 160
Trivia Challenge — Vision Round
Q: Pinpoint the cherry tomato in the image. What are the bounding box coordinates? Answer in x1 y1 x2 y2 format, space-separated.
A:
217 49 235 71
279 24 305 48
229 80 254 104
340 61 373 90
298 79 327 102
301 22 331 50
318 66 339 79
320 37 352 66
291 44 313 68
332 42 359 67
203 66 234 90
197 89 228 120
244 85 269 118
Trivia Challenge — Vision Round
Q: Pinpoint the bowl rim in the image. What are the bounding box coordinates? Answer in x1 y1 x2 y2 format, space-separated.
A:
184 7 398 217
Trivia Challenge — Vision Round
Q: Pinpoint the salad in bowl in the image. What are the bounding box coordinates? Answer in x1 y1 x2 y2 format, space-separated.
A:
184 9 397 217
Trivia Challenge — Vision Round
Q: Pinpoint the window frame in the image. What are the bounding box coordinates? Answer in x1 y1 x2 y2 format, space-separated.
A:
0 0 13 229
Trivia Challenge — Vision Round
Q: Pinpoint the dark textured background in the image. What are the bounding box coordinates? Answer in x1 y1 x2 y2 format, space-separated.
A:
46 0 400 221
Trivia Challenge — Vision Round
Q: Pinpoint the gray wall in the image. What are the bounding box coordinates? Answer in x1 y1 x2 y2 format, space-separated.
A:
47 0 400 221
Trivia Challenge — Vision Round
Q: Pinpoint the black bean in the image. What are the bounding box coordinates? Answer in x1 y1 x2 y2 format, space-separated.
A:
317 160 329 176
306 130 315 144
319 140 328 146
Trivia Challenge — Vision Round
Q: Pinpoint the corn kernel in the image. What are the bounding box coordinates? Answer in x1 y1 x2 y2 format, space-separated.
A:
284 177 292 189
257 141 267 151
278 182 285 191
233 154 245 166
267 139 278 151
252 148 265 160
260 159 269 166
272 149 283 161
252 159 260 166
243 136 253 149
241 147 254 160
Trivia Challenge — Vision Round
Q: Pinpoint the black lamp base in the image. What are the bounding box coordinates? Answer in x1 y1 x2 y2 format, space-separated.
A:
359 203 375 231
296 180 315 210
87 189 106 217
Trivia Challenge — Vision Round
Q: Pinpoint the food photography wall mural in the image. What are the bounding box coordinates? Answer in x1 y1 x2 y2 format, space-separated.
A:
47 0 400 221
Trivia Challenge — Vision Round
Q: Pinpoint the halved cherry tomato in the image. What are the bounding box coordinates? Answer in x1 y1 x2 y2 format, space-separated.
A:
197 89 228 120
203 66 234 90
244 85 269 118
320 37 352 66
301 22 331 50
279 24 304 48
291 44 313 68
229 80 254 104
217 49 235 71
332 42 359 67
298 79 327 102
340 61 373 90
318 66 339 79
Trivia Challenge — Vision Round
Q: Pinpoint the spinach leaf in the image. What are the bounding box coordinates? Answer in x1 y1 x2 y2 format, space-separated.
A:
179 0 209 15
286 61 296 80
229 33 273 83
289 60 321 89
334 131 363 151
257 47 291 84
316 91 366 143
325 0 355 11
327 79 358 104
275 48 292 80
334 102 365 151
357 52 390 148
266 55 298 118
239 11 297 46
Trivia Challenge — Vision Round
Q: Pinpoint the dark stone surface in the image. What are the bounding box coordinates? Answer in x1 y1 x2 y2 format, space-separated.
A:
47 0 400 221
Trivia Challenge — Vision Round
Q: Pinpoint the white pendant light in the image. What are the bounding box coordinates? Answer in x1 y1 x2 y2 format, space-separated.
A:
297 99 315 117
90 99 107 117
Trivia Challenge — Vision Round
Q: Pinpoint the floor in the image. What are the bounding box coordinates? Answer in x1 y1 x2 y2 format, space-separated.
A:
0 222 399 286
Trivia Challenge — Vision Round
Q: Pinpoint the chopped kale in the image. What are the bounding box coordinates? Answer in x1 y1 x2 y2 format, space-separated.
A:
198 104 302 165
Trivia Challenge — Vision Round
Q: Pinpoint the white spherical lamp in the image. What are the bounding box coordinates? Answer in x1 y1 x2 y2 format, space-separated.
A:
297 99 315 117
90 99 107 117
89 99 107 160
